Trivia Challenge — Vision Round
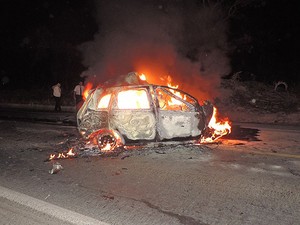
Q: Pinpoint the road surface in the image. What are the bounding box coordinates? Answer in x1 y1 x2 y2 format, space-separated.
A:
0 112 299 224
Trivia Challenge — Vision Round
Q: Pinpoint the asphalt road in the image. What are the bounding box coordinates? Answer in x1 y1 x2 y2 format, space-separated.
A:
0 107 77 126
0 109 299 225
0 186 105 225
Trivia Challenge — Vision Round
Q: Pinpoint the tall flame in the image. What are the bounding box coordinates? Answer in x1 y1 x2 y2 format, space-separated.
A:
83 82 93 100
166 75 187 105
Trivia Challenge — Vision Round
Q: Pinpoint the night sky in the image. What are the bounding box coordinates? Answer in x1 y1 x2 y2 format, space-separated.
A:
0 0 299 93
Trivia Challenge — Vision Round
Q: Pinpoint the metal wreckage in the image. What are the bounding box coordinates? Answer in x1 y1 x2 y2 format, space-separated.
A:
76 72 216 151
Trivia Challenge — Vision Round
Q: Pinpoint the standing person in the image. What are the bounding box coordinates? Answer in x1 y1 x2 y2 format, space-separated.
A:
73 81 84 111
52 82 62 112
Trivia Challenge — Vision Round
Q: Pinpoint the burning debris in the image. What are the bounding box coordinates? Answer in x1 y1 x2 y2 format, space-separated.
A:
46 139 126 161
48 148 76 160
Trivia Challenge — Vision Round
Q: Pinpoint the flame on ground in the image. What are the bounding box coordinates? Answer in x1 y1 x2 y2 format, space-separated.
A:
201 107 231 143
48 148 76 161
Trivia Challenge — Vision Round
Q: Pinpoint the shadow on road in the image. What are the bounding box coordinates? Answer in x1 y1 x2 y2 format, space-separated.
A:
222 125 261 141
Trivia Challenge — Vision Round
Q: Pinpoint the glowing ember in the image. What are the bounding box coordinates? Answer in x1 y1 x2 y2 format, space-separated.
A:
201 107 231 143
48 148 76 161
101 143 112 151
83 82 93 100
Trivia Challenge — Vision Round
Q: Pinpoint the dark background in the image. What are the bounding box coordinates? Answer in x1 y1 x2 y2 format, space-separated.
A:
0 0 97 91
0 0 299 92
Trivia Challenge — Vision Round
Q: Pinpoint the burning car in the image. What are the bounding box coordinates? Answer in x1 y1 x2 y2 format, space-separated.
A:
77 73 214 151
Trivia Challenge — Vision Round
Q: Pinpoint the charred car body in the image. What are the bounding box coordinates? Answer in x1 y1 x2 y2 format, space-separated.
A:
77 73 214 150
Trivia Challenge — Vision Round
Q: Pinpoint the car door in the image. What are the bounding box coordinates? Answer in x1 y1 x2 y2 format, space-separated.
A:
109 87 156 141
155 87 201 140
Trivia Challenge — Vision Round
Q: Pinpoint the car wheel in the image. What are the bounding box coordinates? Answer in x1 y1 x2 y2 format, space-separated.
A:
95 130 124 151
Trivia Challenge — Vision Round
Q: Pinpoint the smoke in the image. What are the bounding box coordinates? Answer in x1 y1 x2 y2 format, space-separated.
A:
78 0 231 101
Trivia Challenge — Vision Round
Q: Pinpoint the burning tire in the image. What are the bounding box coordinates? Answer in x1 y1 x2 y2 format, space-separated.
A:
91 129 125 151
97 132 117 150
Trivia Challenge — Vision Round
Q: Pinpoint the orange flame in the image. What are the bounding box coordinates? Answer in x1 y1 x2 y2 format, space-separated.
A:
166 75 178 89
48 148 76 161
139 74 146 81
201 107 231 143
140 73 186 106
83 82 93 100
166 75 187 105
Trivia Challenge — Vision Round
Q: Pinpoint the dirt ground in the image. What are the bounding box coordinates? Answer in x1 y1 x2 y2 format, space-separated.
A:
215 80 300 125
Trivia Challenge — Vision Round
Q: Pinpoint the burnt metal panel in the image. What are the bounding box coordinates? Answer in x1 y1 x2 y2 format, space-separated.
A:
109 110 156 140
78 111 108 138
157 111 201 140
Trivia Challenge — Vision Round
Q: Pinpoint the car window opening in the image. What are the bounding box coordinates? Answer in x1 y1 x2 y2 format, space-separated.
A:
117 89 150 109
156 88 191 112
97 94 112 109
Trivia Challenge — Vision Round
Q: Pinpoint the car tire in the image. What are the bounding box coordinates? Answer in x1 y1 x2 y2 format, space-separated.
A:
93 130 125 151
